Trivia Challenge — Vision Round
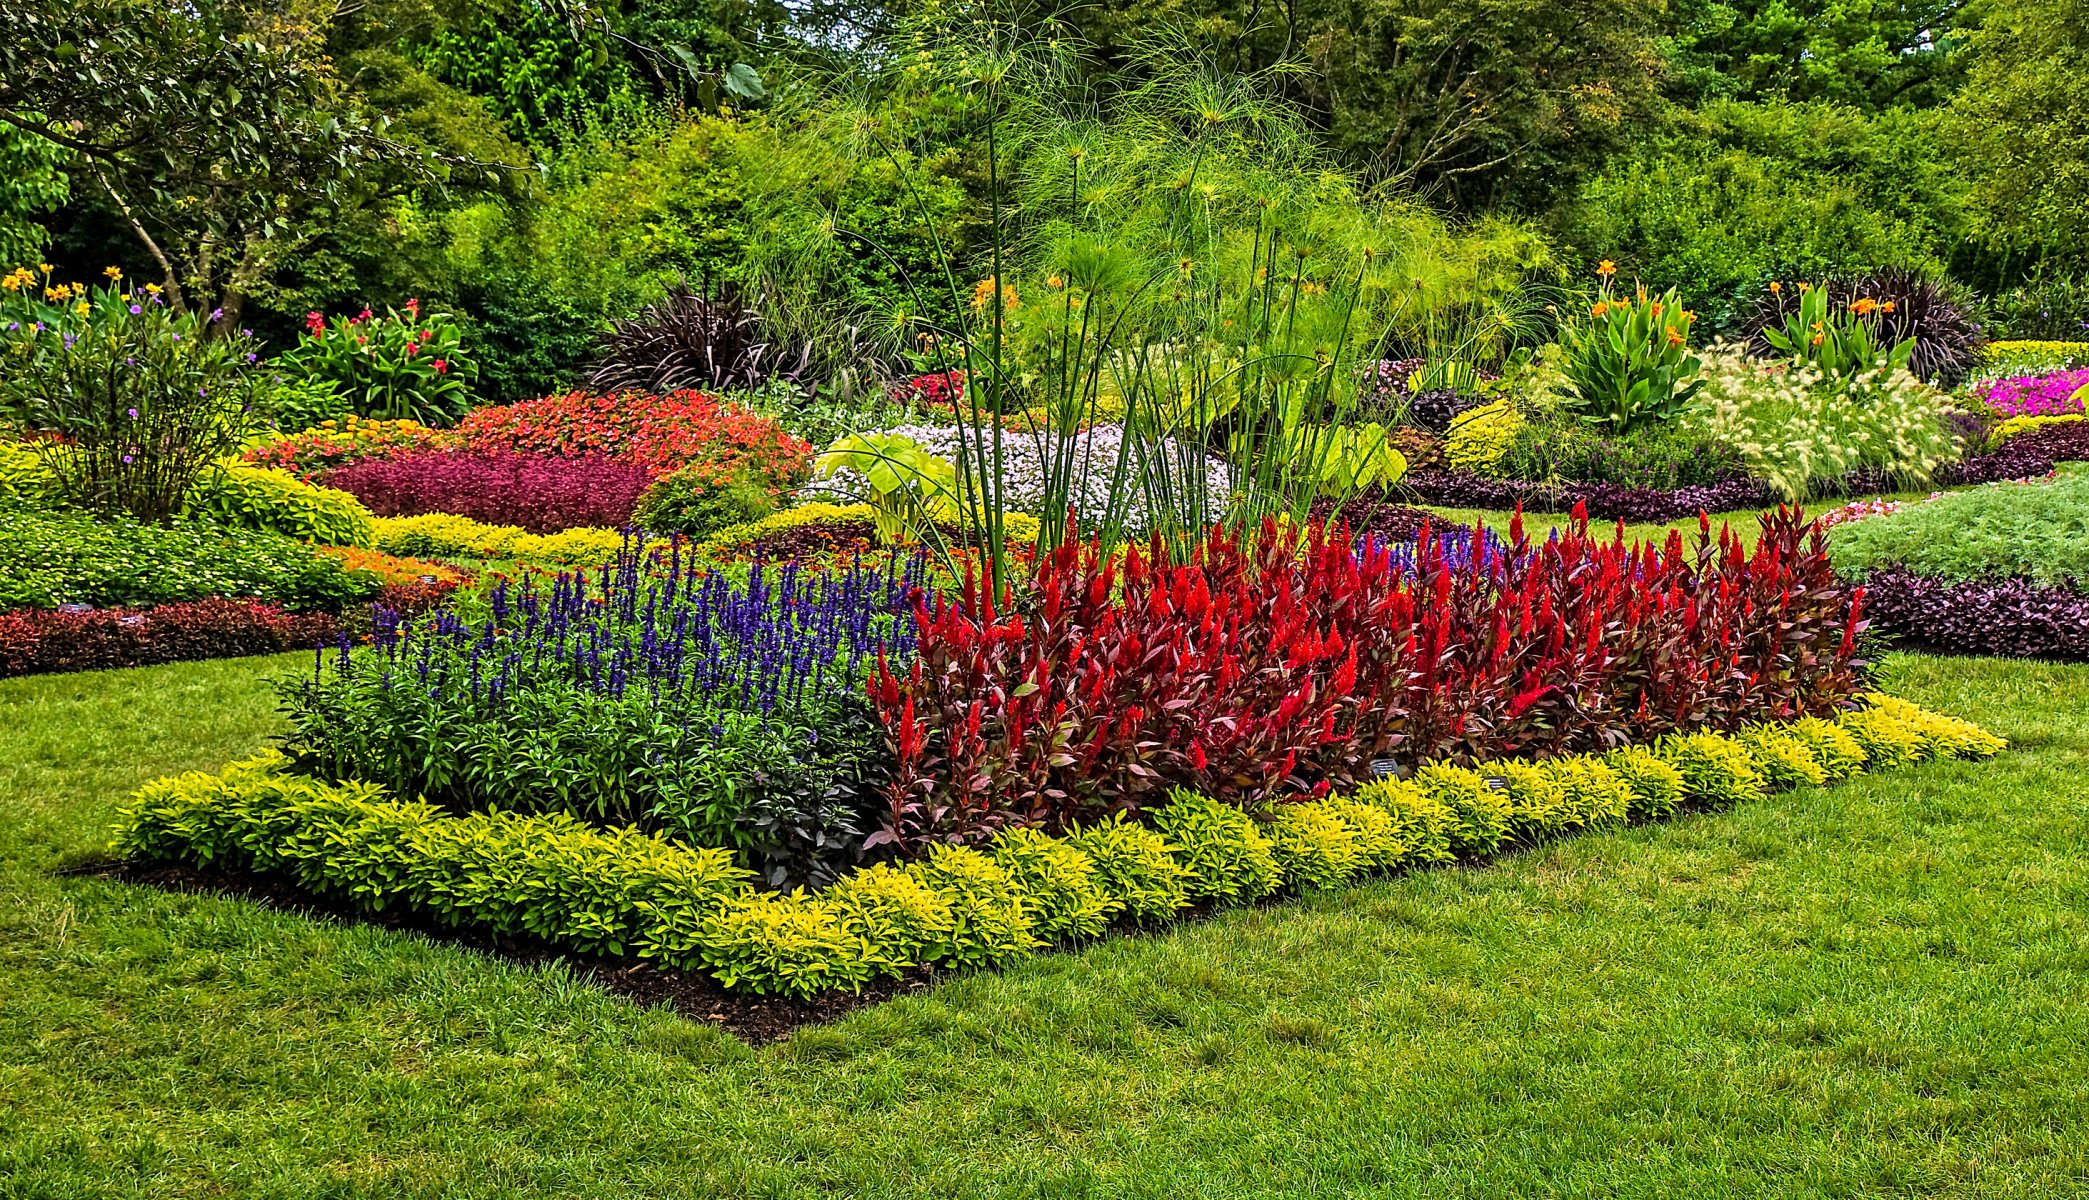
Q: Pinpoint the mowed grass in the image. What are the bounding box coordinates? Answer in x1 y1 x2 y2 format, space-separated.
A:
3 651 2087 1198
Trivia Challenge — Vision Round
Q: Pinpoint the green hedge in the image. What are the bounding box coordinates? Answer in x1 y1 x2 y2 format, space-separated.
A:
1 444 375 548
0 507 379 612
111 694 2005 1000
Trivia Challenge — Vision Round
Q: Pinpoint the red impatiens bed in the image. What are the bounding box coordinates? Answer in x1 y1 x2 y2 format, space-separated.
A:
869 507 1863 849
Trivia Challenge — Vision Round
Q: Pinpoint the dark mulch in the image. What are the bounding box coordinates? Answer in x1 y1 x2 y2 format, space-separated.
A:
95 859 939 1042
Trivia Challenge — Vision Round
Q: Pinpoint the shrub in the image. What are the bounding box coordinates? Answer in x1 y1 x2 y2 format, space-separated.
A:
1973 340 2089 380
633 466 779 539
458 389 813 482
1857 567 2089 661
1491 761 1572 840
242 417 461 481
1402 467 1780 521
1410 764 1515 856
1318 795 1405 869
186 463 375 548
697 892 869 999
871 509 1862 848
588 281 809 395
1686 344 1963 500
1062 815 1190 923
324 451 654 534
1266 802 1366 890
1555 275 1705 430
1783 716 1868 781
0 274 263 522
0 507 376 612
1743 269 1985 386
1733 726 1830 790
1499 420 1740 490
369 513 627 569
1347 777 1458 865
1443 399 1525 475
989 827 1115 941
1536 757 1634 832
907 845 1038 969
1660 731 1770 807
1827 470 2089 587
114 701 2005 999
0 598 344 678
1151 789 1283 904
822 862 956 976
277 300 479 425
1602 746 1685 819
1837 706 1928 769
1991 415 2089 464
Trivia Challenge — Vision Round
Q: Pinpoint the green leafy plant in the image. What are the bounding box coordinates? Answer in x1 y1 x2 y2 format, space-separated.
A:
1063 815 1190 924
813 432 960 545
1757 282 1916 380
1555 272 1706 430
1826 468 2089 586
1265 802 1366 891
0 271 263 523
632 466 778 539
0 506 375 612
1659 731 1770 807
1151 789 1282 904
277 300 479 426
989 827 1115 941
906 845 1038 970
1602 746 1687 819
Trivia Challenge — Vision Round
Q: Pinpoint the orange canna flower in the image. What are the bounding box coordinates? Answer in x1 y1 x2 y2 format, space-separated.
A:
1590 301 1610 318
1769 281 1782 294
1851 297 1880 316
1881 300 1897 314
1596 260 1617 277
1665 328 1685 347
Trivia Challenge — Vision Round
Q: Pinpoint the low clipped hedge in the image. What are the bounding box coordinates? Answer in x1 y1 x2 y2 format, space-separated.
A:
112 695 2003 1001
369 513 628 569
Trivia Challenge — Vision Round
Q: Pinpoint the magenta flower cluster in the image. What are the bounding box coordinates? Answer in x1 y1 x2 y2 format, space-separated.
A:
1974 369 2089 418
323 451 654 533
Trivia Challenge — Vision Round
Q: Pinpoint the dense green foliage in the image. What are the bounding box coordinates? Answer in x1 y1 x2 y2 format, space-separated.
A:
0 508 375 612
1828 467 2089 584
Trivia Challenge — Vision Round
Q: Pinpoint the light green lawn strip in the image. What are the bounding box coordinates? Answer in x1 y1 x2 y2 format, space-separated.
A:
1 651 2085 1198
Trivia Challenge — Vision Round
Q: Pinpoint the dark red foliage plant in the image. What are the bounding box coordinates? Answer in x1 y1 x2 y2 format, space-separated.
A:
322 451 655 533
0 598 345 678
866 507 1866 850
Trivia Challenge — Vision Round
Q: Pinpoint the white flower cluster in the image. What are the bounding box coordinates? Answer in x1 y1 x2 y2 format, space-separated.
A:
803 422 1235 532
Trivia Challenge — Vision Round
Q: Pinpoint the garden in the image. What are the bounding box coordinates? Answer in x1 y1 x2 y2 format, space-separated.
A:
5 1 2089 1195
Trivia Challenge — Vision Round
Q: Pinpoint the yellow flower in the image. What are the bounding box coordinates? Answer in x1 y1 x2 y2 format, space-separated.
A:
37 263 52 274
1851 297 1879 316
1881 299 1897 314
1768 281 1782 295
75 300 91 316
1590 301 1610 318
103 266 123 281
1596 260 1617 277
1665 328 1685 347
1045 274 1065 289
1810 333 1825 346
1650 301 1664 317
144 282 162 295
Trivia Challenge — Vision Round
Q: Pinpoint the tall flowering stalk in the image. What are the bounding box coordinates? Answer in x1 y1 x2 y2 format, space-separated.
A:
278 535 927 878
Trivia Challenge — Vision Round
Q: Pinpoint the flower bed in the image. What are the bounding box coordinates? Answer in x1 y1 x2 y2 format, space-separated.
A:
277 543 927 886
0 598 347 678
1403 469 1779 521
368 514 628 570
1827 469 2089 587
870 508 1864 848
323 451 654 533
458 389 812 481
1857 569 2089 661
0 507 379 613
1972 367 2089 418
113 695 2005 1000
241 417 460 482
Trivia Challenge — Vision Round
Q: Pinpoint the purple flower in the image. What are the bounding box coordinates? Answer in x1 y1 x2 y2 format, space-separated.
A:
127 407 139 419
209 308 223 322
129 304 142 314
122 454 134 464
1974 369 2089 418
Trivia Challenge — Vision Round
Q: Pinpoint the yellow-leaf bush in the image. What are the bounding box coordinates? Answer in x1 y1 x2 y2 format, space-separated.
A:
370 513 627 569
111 698 2005 1001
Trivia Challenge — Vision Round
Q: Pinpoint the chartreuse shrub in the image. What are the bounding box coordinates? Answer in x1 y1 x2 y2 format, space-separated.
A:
989 828 1115 941
369 513 626 568
1151 788 1283 904
1603 746 1686 819
0 444 376 547
1064 815 1191 923
114 699 2004 1001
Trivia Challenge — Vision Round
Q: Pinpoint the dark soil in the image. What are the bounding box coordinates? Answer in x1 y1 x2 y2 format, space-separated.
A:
97 859 940 1042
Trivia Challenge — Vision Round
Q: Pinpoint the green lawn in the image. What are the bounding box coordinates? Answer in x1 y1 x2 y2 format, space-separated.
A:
3 650 2087 1198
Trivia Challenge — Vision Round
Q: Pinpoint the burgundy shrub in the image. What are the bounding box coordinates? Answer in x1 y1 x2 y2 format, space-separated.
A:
0 599 345 678
1858 568 2089 661
1402 470 1780 521
323 451 653 532
867 508 1865 849
2002 421 2089 465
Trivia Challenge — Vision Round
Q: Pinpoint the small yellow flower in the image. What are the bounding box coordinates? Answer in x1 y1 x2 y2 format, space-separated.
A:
1650 301 1664 317
1768 281 1782 295
103 266 123 281
1045 274 1065 289
1881 300 1897 314
144 282 162 295
37 263 53 274
1596 260 1617 277
1590 301 1610 318
75 300 91 316
1851 297 1879 316
1665 328 1685 347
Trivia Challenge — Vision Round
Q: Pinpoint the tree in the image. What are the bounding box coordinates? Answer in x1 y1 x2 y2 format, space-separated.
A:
0 0 467 327
0 125 68 263
1664 0 1966 111
1950 0 2089 274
